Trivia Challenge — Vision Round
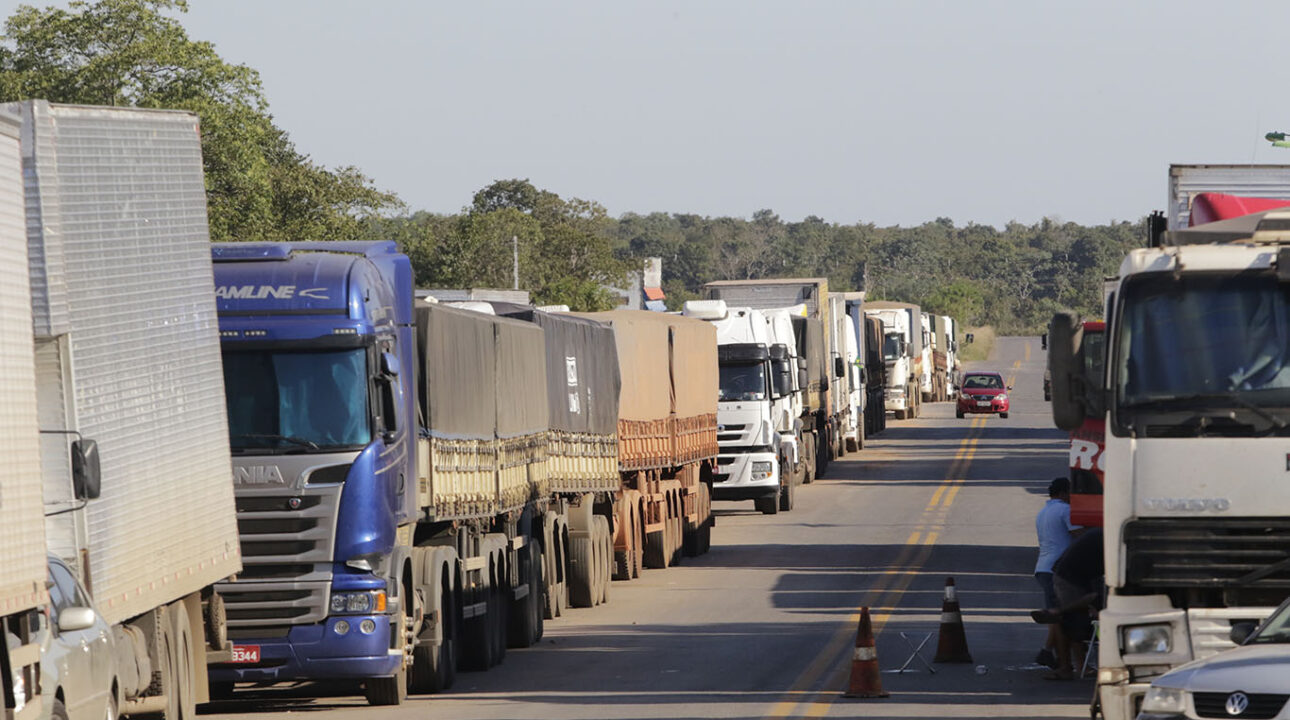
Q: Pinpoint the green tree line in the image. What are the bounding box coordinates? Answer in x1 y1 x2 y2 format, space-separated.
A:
1 0 1144 324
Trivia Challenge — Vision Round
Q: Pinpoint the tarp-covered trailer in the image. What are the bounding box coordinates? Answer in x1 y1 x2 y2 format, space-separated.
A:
571 311 716 571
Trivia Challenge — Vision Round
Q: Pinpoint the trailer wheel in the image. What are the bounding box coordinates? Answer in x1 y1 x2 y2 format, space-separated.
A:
493 564 508 663
778 475 796 512
594 516 611 605
669 506 684 567
568 532 596 607
643 529 668 568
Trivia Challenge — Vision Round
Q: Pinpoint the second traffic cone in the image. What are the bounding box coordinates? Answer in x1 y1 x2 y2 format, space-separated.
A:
933 577 973 663
843 607 889 698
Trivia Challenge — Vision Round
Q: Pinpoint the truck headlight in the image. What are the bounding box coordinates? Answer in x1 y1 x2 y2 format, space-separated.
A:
329 591 387 615
1140 686 1186 714
1122 624 1172 654
751 461 774 480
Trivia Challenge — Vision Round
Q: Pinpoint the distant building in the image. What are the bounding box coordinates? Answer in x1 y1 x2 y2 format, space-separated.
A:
608 257 666 311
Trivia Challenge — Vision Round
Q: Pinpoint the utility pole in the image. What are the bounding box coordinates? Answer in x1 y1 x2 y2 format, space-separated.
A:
512 235 519 290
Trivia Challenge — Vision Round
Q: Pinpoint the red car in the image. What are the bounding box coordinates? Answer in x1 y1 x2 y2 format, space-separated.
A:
956 371 1010 418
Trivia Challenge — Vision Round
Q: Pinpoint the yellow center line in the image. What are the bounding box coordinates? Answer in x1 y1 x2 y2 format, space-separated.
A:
1025 342 1031 362
765 410 985 719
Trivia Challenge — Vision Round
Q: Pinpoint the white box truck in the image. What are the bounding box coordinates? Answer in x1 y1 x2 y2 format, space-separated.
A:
15 100 241 718
0 108 46 720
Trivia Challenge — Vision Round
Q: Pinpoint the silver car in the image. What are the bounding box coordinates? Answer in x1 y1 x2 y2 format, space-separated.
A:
41 557 118 720
1137 596 1290 720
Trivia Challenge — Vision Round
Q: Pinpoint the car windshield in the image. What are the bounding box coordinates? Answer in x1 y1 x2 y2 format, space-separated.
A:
1113 273 1290 435
223 348 372 452
719 362 767 402
963 375 1003 389
1248 601 1290 644
882 333 901 361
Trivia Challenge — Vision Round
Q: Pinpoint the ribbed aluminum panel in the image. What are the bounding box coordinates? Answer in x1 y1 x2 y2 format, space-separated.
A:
21 102 240 625
1168 164 1290 230
0 110 48 616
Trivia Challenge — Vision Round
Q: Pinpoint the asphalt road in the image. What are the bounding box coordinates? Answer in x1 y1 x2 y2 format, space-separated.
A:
201 336 1092 720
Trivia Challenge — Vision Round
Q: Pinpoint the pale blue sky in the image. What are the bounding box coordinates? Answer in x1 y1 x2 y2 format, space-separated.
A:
91 2 1290 225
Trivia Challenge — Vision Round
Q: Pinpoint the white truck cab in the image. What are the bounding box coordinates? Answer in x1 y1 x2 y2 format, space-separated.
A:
1050 225 1290 720
865 307 915 419
684 301 802 514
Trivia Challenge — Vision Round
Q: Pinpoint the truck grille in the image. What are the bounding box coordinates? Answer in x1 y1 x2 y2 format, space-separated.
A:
221 484 341 627
1193 692 1287 719
1124 518 1290 589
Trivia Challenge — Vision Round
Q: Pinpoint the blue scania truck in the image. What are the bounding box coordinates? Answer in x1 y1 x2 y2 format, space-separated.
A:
207 241 578 704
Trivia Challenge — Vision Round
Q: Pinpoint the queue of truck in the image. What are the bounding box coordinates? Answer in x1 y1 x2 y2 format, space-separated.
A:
0 99 970 720
1045 166 1290 719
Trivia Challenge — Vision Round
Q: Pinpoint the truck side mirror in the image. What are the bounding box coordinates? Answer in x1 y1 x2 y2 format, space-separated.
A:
834 357 846 378
1041 332 1048 350
1049 312 1087 431
858 366 867 385
773 362 793 399
1230 622 1257 645
798 368 808 391
71 438 101 500
377 378 399 442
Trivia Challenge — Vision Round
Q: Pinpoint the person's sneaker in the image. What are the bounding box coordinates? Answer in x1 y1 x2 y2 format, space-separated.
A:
1035 648 1058 669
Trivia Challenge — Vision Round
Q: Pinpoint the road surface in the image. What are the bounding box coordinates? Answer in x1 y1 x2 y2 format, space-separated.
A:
202 336 1093 720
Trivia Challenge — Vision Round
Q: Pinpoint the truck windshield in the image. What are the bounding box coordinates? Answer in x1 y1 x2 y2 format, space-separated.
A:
223 348 372 452
719 362 767 402
1114 273 1290 434
882 333 901 361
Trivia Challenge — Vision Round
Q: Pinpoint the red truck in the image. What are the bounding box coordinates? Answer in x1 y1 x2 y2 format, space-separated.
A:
1063 320 1105 526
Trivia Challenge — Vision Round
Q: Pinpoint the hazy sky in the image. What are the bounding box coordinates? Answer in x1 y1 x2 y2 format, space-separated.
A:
166 2 1290 226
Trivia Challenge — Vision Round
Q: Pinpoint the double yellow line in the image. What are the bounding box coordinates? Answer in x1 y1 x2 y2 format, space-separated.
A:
765 415 988 719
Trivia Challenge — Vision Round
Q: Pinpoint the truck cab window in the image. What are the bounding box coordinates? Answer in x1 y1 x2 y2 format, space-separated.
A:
719 363 768 402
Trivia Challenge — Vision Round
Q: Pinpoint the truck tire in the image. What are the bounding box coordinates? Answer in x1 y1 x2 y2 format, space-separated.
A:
643 529 669 569
595 516 611 605
568 532 596 607
778 477 795 512
492 579 508 664
802 438 815 484
460 582 494 671
756 494 779 515
169 600 197 720
365 578 409 705
410 581 456 693
508 541 541 649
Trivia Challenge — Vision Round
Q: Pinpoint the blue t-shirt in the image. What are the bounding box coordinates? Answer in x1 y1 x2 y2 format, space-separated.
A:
1035 498 1080 574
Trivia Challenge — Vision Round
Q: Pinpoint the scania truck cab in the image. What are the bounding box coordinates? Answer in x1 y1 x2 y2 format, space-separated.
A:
1049 222 1290 720
684 301 801 514
210 242 419 700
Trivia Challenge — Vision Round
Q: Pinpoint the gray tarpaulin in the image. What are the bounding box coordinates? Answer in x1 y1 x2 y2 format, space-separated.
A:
494 313 550 439
414 301 497 440
492 304 620 436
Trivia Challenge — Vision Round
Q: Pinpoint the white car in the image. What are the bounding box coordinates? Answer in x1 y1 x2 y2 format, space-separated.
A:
41 557 119 720
1137 595 1290 720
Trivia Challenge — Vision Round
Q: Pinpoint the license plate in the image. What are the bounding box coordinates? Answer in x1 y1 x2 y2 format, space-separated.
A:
976 401 992 407
230 645 261 663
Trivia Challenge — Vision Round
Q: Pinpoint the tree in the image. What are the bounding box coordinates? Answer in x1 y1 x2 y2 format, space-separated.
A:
0 0 400 242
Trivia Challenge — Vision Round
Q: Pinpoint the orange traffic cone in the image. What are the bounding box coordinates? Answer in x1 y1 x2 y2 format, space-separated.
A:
933 577 973 663
843 607 889 698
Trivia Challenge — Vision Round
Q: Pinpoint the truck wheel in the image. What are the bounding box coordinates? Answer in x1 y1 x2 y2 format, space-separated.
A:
779 477 795 512
493 579 508 663
365 579 410 705
756 494 779 515
168 600 197 720
669 511 684 567
568 532 596 607
411 582 456 693
508 543 538 649
460 583 493 671
683 516 701 557
596 517 612 605
643 529 669 569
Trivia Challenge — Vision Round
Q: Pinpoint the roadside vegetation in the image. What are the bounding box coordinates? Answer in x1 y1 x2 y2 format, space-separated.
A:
958 326 996 363
1 0 1141 320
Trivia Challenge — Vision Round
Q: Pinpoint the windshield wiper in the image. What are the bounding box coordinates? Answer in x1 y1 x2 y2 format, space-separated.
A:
231 433 320 450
